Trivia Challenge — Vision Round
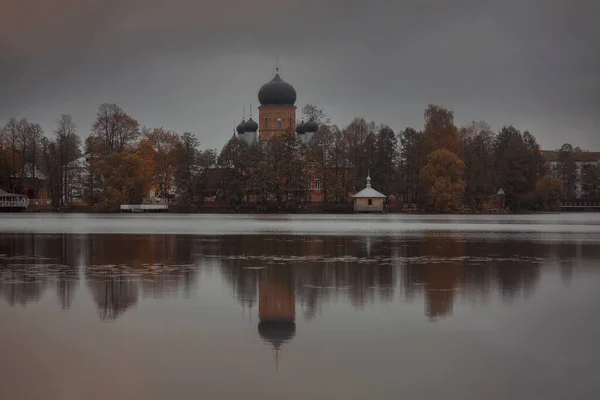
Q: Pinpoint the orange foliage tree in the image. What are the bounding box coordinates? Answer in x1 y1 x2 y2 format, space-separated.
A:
419 149 466 212
93 148 152 209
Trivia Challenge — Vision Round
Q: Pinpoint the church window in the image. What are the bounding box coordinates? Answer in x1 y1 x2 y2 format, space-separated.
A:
289 117 292 128
307 179 312 190
265 118 269 129
277 118 282 129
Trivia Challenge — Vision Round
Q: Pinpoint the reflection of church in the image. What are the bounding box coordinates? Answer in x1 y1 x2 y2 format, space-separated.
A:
235 64 319 144
257 266 296 370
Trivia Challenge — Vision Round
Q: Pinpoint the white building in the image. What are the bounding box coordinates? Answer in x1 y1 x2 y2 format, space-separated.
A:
351 175 386 213
543 150 600 198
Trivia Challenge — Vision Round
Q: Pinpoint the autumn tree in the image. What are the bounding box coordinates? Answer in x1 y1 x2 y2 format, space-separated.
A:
531 175 564 211
91 103 140 154
92 149 152 209
143 128 181 200
419 149 465 212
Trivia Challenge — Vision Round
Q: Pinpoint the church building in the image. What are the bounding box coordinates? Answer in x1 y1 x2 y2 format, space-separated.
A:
235 65 318 144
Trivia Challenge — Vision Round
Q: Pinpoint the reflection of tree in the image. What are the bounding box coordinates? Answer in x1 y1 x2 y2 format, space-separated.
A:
0 234 80 308
90 276 138 321
0 233 203 320
417 237 466 320
84 234 201 321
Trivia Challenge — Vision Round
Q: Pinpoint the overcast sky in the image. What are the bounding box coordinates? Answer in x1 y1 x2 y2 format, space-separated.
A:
1 0 598 151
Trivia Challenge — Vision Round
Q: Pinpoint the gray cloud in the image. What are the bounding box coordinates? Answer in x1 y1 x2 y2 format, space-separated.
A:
1 0 598 150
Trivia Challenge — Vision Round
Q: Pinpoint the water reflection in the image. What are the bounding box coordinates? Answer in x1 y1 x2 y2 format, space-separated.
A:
0 233 595 323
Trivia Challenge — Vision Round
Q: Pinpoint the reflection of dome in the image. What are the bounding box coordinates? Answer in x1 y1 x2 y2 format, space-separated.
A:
258 73 297 106
245 117 258 132
296 120 306 134
258 320 296 349
304 119 318 133
236 120 246 134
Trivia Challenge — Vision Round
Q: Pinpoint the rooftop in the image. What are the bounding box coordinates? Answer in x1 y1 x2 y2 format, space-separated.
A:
542 150 600 163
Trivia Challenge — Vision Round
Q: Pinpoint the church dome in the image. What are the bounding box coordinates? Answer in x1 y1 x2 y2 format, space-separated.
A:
258 72 297 106
258 320 296 349
296 120 306 135
304 119 318 133
245 117 258 132
236 120 246 134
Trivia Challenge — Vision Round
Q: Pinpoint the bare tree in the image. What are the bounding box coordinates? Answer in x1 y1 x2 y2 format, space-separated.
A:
91 103 139 153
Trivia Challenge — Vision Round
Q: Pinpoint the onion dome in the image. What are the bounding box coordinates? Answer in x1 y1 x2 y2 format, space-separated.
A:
304 119 318 133
236 120 246 134
258 320 296 349
296 120 306 134
258 71 297 106
245 117 258 132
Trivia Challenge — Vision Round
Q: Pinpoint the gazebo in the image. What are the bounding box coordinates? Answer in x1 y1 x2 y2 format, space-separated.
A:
0 189 28 210
351 175 386 213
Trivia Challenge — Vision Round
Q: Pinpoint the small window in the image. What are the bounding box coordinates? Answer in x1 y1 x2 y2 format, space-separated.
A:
307 179 312 190
265 118 269 129
368 199 373 206
289 117 292 128
277 119 282 129
315 179 321 191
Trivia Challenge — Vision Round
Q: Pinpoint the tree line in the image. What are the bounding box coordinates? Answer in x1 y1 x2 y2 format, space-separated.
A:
0 102 594 212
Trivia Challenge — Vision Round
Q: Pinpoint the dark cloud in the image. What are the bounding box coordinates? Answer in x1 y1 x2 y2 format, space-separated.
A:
1 0 598 149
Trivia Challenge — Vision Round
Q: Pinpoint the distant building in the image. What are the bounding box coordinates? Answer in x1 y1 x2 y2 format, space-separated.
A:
351 174 386 213
542 150 600 198
234 63 319 144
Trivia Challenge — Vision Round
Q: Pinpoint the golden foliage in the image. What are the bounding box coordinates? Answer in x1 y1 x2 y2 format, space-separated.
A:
420 149 466 212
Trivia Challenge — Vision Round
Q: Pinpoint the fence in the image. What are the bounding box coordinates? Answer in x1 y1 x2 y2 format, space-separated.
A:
0 196 29 208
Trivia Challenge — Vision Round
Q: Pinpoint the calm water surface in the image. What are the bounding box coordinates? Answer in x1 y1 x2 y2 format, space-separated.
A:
1 214 600 399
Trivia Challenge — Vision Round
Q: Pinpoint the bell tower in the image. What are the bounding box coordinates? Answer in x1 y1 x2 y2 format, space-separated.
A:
257 63 297 141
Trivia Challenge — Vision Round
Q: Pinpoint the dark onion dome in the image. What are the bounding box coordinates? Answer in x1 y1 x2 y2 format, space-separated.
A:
245 117 258 132
236 120 246 134
258 320 296 349
296 120 306 134
258 72 297 106
304 119 318 133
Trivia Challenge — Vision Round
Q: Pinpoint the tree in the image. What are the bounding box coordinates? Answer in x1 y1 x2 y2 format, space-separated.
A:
423 104 460 155
302 104 330 125
174 133 217 205
419 149 465 212
460 121 495 207
265 129 306 209
398 127 425 204
373 125 398 197
557 143 578 200
143 128 181 200
217 137 249 205
493 126 545 210
531 175 564 211
91 103 139 154
54 114 82 206
92 149 152 209
3 117 20 191
581 164 600 201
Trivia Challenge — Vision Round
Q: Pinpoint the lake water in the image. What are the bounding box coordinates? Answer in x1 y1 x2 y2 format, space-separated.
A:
1 214 600 399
